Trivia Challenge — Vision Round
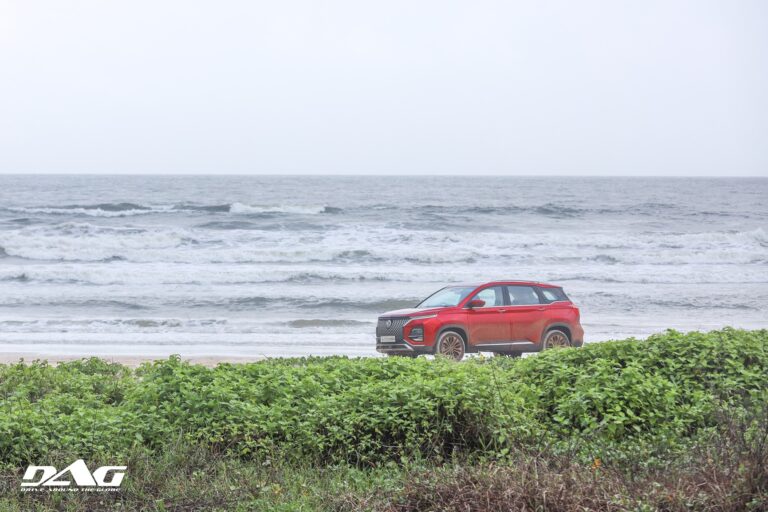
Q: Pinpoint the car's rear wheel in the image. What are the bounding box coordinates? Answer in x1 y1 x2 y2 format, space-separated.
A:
543 329 571 349
436 330 465 361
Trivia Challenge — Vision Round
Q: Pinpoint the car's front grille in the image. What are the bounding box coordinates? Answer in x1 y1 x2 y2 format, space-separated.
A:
376 317 408 340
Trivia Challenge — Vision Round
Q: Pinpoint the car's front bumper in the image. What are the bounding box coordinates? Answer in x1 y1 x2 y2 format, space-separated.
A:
376 339 432 355
375 340 414 354
376 315 436 355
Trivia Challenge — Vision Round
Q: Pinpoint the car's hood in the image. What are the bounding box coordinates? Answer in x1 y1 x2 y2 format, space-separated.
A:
379 307 444 318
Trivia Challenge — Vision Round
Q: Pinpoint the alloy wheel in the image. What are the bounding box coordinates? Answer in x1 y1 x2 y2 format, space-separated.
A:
438 332 465 361
544 330 570 349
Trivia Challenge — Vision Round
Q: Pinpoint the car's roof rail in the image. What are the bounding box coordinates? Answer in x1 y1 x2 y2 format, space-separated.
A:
449 280 561 288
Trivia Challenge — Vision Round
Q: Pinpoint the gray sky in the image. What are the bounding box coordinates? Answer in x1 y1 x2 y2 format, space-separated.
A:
0 1 766 176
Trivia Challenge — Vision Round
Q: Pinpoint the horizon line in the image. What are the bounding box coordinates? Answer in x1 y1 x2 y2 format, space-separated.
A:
0 172 765 178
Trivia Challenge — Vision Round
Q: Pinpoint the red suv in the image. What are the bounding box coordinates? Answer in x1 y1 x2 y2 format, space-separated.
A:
376 281 583 360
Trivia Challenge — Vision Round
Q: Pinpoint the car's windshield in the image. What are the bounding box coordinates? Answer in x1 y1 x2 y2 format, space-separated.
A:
417 286 476 309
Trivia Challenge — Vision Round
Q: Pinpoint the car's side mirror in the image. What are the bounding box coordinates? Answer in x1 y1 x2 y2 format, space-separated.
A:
467 299 485 309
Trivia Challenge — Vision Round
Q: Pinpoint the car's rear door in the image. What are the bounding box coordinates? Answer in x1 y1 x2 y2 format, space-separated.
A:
505 285 547 342
466 286 511 345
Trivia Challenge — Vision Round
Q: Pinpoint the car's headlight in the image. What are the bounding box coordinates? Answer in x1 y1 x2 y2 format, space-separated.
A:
409 327 424 341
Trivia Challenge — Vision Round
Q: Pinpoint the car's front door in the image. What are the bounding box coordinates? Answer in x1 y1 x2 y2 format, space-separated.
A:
505 285 547 343
467 286 511 345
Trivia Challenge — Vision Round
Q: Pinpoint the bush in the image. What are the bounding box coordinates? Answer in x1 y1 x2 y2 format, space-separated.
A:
1 328 766 467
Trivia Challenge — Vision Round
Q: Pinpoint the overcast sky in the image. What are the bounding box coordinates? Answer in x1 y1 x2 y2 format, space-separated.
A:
0 1 766 176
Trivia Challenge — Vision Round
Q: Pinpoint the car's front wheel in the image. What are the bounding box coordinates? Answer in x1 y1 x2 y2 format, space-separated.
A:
543 329 571 350
436 330 466 361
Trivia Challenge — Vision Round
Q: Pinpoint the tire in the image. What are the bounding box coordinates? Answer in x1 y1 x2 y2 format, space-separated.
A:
543 329 571 350
436 330 466 361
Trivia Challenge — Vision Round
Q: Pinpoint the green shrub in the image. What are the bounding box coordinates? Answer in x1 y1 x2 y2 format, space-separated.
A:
1 329 766 467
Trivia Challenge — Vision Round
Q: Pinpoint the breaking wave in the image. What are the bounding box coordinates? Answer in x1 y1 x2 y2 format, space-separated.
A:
287 319 372 328
185 297 418 312
4 203 342 218
0 223 765 266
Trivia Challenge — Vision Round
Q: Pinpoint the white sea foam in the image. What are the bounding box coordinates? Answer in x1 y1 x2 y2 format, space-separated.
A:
1 223 765 266
7 205 167 217
228 202 329 215
5 202 332 218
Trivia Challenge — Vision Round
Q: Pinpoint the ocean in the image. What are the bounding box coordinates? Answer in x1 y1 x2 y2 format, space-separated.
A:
0 175 766 358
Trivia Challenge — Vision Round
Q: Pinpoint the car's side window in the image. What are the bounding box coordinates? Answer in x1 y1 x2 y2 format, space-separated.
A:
539 287 568 303
472 286 505 307
506 286 540 305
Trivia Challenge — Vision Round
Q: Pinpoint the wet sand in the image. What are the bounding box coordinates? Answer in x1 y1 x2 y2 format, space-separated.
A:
0 353 266 368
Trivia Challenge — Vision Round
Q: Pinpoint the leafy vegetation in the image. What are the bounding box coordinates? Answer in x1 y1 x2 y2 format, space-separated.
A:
0 328 766 510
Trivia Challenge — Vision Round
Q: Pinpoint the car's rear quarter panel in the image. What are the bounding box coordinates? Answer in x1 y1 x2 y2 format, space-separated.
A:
543 303 583 346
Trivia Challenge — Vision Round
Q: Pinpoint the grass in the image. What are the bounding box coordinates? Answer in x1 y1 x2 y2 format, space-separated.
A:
0 328 766 511
338 406 768 511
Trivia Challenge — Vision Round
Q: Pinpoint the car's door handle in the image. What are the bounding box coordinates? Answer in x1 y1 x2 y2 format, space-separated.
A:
498 309 507 313
537 307 545 311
